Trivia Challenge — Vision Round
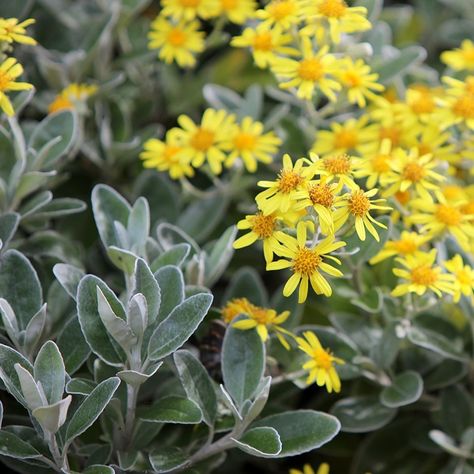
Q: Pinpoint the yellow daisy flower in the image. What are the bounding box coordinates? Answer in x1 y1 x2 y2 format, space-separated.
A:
394 84 441 126
0 57 33 117
222 116 281 172
160 0 219 20
300 0 371 44
310 153 357 191
140 130 194 180
415 125 460 166
231 24 296 69
380 147 445 203
369 231 431 265
172 108 236 175
392 249 456 298
233 306 293 348
290 463 330 474
271 37 341 101
48 83 98 114
296 331 344 393
441 185 468 205
256 154 315 215
408 200 474 252
336 58 384 108
311 116 378 157
333 188 391 241
148 16 205 68
441 40 474 71
221 297 256 323
444 255 474 303
267 222 345 303
256 0 302 30
0 17 36 45
216 0 257 24
233 212 286 263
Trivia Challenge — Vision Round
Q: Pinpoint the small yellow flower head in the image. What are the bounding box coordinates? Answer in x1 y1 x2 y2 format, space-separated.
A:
216 0 257 24
272 38 341 101
444 255 474 303
222 116 281 172
267 222 345 303
160 0 219 20
0 17 36 45
441 40 474 71
436 76 474 130
221 297 255 323
297 331 344 393
392 249 456 298
290 462 330 474
311 152 357 191
0 57 33 117
140 130 194 180
171 108 236 175
334 187 391 241
48 83 98 114
257 0 302 30
148 16 205 68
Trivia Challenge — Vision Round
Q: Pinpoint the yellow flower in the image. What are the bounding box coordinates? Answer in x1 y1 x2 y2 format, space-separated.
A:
334 188 390 241
0 57 33 117
310 153 357 191
222 116 281 172
415 125 460 166
441 40 474 71
290 463 330 474
148 16 205 68
272 38 342 101
300 0 371 43
233 212 286 263
311 116 378 157
216 0 257 24
444 255 474 303
231 24 296 69
221 297 255 323
256 154 315 215
0 17 36 45
297 331 344 393
172 108 236 175
336 58 384 108
267 222 345 303
369 231 431 265
256 0 302 30
392 249 456 298
380 147 444 203
48 83 98 114
140 130 194 179
161 0 219 20
233 306 293 348
408 200 474 253
394 84 441 125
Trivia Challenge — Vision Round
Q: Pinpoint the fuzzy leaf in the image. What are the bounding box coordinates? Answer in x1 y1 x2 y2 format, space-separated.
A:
0 431 42 459
150 244 190 272
380 371 423 408
153 265 185 324
233 427 282 457
134 258 160 323
34 341 65 405
53 263 85 301
57 316 91 375
140 396 202 424
32 395 72 433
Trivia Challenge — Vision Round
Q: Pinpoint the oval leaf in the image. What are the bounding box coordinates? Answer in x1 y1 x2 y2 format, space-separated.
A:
380 371 423 408
140 396 202 424
233 427 282 457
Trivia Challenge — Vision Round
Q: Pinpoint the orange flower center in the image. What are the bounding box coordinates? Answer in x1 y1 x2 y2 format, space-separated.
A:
222 298 253 323
268 0 296 19
308 183 334 208
395 190 410 205
402 162 425 182
278 169 304 193
318 0 347 17
334 129 358 149
293 247 322 275
379 126 401 146
298 58 324 81
392 238 418 255
190 128 215 151
435 204 462 226
167 28 187 46
411 265 437 286
252 307 274 324
343 71 362 87
253 32 273 51
164 145 182 162
251 213 276 239
410 93 435 114
0 71 12 91
453 94 474 119
348 190 370 217
233 132 256 151
220 0 237 9
456 269 471 286
179 0 200 6
323 154 351 175
372 154 391 173
48 96 74 114
417 143 431 156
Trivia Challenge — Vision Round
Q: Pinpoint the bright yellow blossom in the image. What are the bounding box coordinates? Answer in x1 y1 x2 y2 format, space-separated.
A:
436 76 474 130
257 0 302 30
444 255 474 303
334 188 390 241
441 40 474 71
222 116 281 172
394 84 441 126
271 37 341 101
296 331 344 393
221 297 256 323
415 125 460 167
392 250 456 298
268 222 345 303
0 17 36 45
290 463 330 474
216 0 257 24
161 0 219 20
172 108 236 175
148 16 205 68
48 83 97 114
0 57 33 116
310 153 357 191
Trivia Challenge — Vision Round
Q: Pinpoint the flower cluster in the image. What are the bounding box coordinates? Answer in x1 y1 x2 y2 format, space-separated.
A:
0 17 35 116
141 108 281 177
